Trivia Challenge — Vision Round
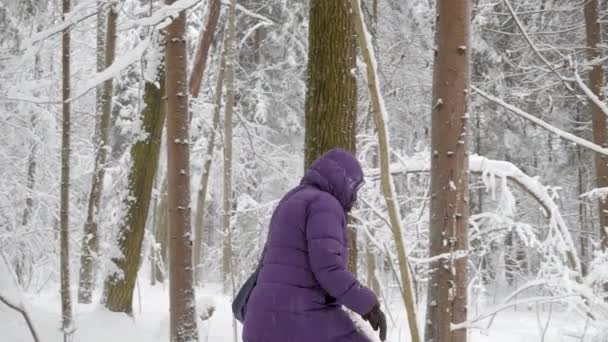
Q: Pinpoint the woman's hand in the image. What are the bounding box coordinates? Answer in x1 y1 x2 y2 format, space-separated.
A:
362 304 387 341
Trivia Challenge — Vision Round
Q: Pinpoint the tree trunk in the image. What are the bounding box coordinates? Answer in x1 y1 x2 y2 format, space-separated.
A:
103 36 166 314
349 1 421 341
304 0 358 274
60 0 74 339
189 0 221 98
584 0 608 251
193 49 226 287
165 0 199 340
425 0 470 341
154 177 169 283
222 0 237 295
78 4 118 304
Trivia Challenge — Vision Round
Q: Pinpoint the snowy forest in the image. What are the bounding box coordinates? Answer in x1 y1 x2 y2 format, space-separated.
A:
2 0 608 341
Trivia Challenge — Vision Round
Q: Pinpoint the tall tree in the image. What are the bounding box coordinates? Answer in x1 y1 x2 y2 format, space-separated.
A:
222 0 237 295
165 0 199 340
303 0 358 273
103 34 166 313
60 0 74 340
78 3 118 304
425 0 470 341
583 0 608 251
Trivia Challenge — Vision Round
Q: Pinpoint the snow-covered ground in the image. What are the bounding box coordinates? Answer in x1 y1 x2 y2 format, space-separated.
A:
2 281 594 342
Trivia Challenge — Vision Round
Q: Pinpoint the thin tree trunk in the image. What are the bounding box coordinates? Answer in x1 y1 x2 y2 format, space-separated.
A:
189 0 221 97
584 0 608 251
304 0 358 274
222 0 237 294
103 36 166 313
165 0 199 339
154 177 169 283
425 0 470 341
193 49 226 287
349 1 420 341
78 4 118 304
60 0 74 339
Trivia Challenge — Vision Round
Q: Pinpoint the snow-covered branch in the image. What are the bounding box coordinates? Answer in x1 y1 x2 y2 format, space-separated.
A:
473 85 608 157
0 292 40 342
571 68 608 117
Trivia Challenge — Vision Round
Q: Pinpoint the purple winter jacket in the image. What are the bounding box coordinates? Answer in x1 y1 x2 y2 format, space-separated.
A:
243 149 378 342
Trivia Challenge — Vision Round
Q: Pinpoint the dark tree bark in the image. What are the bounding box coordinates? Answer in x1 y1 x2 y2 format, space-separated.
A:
584 0 608 250
103 37 166 313
303 0 358 274
165 0 199 340
425 1 471 342
60 0 74 339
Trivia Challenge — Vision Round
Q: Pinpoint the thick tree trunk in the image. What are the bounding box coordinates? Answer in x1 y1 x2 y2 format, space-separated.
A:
165 1 199 340
425 1 470 342
304 0 358 274
60 0 74 340
584 0 608 250
193 51 226 286
304 0 357 168
222 0 237 295
189 0 221 97
78 5 117 304
103 38 166 313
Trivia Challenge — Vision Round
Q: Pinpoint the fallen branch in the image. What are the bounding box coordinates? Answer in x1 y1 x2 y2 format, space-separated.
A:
473 85 608 157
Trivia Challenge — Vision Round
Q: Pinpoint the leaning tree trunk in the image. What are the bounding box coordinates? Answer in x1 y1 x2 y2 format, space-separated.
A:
103 37 166 314
304 0 358 274
193 49 226 286
349 1 421 341
78 4 117 304
189 0 221 98
165 1 199 340
60 0 74 340
425 1 470 342
583 0 608 251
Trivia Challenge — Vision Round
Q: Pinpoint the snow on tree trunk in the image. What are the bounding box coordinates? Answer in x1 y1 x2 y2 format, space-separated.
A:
103 35 166 314
425 1 470 342
165 0 199 340
583 0 608 251
304 0 358 274
60 0 74 339
349 0 421 341
78 4 117 304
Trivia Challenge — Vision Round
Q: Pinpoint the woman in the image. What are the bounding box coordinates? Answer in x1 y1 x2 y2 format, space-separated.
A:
243 149 387 342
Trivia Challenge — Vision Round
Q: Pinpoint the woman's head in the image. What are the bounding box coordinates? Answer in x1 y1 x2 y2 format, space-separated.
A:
301 148 364 211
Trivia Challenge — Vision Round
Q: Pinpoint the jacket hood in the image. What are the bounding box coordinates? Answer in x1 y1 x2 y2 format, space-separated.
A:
301 148 364 211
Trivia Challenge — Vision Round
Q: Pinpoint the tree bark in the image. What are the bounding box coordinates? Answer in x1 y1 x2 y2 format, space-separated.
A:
584 0 608 251
304 0 358 274
165 0 199 340
60 0 74 339
103 37 166 314
193 48 226 287
189 0 221 98
425 0 470 341
78 4 118 304
222 0 237 295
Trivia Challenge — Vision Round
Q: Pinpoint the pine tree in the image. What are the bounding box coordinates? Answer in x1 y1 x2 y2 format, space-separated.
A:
425 1 471 341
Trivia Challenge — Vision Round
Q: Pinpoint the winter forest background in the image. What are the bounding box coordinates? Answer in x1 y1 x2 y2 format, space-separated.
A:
2 0 608 341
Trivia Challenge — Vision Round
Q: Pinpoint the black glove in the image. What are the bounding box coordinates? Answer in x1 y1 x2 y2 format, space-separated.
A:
363 304 387 341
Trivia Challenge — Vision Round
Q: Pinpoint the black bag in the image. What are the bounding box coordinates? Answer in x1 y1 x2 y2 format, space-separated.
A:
232 259 263 323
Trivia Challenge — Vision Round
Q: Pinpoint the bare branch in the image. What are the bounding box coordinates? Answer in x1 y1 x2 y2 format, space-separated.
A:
0 292 41 342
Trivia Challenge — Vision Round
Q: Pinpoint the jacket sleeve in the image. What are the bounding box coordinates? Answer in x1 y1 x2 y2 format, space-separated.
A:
306 196 378 316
